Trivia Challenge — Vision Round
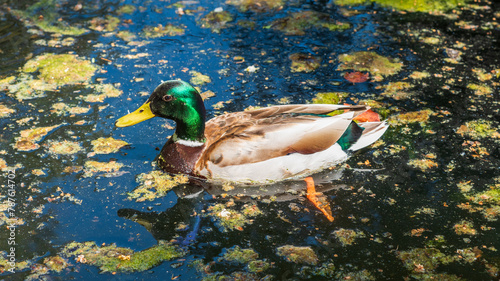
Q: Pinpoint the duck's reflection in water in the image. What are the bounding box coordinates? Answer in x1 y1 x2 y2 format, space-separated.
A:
118 167 365 245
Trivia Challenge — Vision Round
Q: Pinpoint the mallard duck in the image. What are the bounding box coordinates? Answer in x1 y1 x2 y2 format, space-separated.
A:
116 80 388 184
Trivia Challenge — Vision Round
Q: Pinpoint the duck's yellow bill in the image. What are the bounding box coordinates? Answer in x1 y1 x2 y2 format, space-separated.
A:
116 102 155 127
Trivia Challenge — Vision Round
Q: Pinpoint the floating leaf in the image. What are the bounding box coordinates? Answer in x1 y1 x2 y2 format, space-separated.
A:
344 71 369 83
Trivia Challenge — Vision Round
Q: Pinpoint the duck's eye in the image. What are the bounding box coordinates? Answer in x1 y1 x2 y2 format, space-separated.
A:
162 95 173 102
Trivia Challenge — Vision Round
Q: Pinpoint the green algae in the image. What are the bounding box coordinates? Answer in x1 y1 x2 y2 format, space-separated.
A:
89 16 121 32
247 260 270 273
43 256 69 272
83 160 124 178
51 102 91 116
2 73 58 100
199 11 233 33
190 71 212 85
0 255 30 274
117 31 137 42
408 158 439 172
456 120 500 139
61 241 184 272
454 220 477 235
333 228 366 246
46 140 84 155
289 53 321 73
276 245 318 265
334 0 466 12
270 11 350 36
128 171 189 202
10 0 87 36
398 248 457 274
142 24 185 38
312 92 348 105
380 81 415 100
467 83 493 96
14 124 63 151
82 83 123 102
0 104 15 118
207 202 262 232
227 0 284 12
117 5 136 15
337 51 403 81
23 53 97 86
410 71 431 80
388 109 433 126
91 137 129 154
222 246 259 264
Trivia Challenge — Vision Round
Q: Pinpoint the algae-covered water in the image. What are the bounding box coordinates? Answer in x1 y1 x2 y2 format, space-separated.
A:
1 0 499 280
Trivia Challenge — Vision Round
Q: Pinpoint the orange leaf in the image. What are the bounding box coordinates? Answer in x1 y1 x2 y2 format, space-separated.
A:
344 71 369 83
353 109 380 122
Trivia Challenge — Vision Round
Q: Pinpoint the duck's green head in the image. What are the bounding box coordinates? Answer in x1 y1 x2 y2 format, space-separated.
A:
116 80 206 142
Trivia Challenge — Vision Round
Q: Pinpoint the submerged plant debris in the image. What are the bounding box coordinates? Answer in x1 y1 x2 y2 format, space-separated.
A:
289 53 322 73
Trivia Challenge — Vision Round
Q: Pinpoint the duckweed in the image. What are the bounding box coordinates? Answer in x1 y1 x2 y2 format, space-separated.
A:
23 54 97 86
337 51 403 80
83 160 124 177
3 74 58 100
128 171 188 202
14 124 63 151
388 109 432 126
51 102 90 116
206 202 262 232
89 16 121 32
311 92 347 105
222 246 259 264
142 24 185 38
190 71 212 85
247 260 270 273
0 104 15 118
199 11 233 33
467 83 493 96
82 83 123 102
333 228 366 246
46 140 84 155
91 137 129 154
61 241 184 272
227 0 284 12
276 245 318 265
11 0 88 36
456 120 500 139
270 11 350 35
454 220 477 235
380 81 414 100
408 158 439 172
289 53 321 73
335 0 466 12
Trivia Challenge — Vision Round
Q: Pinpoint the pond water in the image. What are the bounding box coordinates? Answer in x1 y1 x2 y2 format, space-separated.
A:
1 0 499 280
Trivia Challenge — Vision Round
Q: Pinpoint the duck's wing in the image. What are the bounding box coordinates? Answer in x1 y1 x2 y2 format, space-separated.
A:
199 104 369 168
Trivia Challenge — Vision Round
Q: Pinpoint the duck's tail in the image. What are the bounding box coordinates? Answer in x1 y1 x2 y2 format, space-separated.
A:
347 121 389 152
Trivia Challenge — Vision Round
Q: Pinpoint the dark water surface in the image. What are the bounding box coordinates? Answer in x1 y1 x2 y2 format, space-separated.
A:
1 0 499 280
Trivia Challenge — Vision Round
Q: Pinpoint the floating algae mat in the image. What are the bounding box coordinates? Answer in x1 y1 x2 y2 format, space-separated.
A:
1 0 500 280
